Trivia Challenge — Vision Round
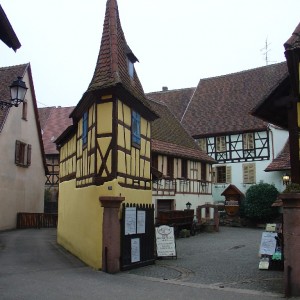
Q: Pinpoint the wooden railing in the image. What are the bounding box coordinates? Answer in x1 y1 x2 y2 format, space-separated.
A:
152 178 211 196
17 213 58 229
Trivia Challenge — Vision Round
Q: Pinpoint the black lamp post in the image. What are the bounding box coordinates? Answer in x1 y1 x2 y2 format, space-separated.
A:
0 76 28 110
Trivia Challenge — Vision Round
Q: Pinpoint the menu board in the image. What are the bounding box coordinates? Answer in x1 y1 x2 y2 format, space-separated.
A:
259 232 277 256
155 225 176 258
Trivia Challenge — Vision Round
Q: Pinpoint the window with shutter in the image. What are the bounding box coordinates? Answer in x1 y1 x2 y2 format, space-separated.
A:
15 140 31 167
243 133 254 150
216 136 226 152
215 165 231 183
198 138 207 152
243 163 256 184
131 110 141 148
82 111 88 146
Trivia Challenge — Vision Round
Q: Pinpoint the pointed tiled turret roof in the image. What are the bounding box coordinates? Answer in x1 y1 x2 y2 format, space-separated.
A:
71 0 155 120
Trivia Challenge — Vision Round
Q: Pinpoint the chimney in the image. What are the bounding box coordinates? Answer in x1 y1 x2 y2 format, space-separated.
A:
162 86 168 91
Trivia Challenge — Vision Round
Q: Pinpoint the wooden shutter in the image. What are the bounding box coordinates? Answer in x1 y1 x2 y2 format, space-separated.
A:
216 136 226 152
243 133 254 149
15 140 21 164
27 144 32 166
198 138 207 152
226 166 232 183
243 163 256 183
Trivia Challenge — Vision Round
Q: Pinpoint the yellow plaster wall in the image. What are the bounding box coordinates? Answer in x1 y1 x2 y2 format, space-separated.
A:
57 177 152 269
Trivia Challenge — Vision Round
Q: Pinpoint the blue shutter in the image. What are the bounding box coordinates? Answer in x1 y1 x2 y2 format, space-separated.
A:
82 111 88 145
132 111 141 146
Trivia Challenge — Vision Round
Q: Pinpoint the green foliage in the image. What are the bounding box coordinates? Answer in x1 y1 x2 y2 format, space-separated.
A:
244 183 279 222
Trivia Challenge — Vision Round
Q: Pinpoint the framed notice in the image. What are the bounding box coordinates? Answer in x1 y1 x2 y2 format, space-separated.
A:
131 238 140 263
137 210 146 234
155 225 176 258
125 207 136 235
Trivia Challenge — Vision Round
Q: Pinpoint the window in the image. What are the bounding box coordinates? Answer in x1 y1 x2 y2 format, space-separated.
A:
131 111 141 147
213 165 231 183
190 161 199 180
243 133 254 150
198 138 207 152
167 157 174 178
201 162 207 181
82 111 88 146
181 159 188 179
15 140 31 167
128 58 134 79
243 163 256 184
22 101 27 120
216 136 226 152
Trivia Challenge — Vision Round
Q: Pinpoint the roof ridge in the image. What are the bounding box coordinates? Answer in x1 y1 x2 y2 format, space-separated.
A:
0 62 29 71
146 87 196 94
200 62 287 82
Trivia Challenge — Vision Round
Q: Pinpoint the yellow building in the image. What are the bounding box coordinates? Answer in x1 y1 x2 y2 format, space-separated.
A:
56 0 157 271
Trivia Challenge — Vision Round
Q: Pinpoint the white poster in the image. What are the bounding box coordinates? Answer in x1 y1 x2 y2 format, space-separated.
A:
137 210 146 234
155 225 176 257
131 238 140 263
125 207 136 235
259 232 277 255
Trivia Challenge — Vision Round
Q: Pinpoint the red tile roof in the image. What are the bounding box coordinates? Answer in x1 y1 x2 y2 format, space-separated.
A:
71 0 156 121
38 106 74 154
148 98 215 163
181 62 288 138
147 87 196 122
265 140 290 172
0 64 27 132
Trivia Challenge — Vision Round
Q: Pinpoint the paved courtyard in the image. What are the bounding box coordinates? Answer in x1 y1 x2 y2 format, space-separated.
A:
0 227 285 299
126 226 284 295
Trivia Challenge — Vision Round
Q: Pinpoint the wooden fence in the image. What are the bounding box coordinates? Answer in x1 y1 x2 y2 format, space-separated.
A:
17 213 58 229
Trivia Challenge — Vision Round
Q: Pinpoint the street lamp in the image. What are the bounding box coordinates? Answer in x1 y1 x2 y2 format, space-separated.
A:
186 202 192 210
283 173 291 186
0 76 28 110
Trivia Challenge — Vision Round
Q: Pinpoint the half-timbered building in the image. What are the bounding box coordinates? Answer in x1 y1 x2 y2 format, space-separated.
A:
0 64 46 230
38 106 73 212
149 63 290 202
147 98 215 214
55 0 157 269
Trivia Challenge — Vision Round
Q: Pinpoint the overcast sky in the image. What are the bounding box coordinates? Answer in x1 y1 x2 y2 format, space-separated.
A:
1 0 300 108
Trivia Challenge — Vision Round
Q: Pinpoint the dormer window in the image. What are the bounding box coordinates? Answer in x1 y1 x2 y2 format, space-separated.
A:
128 58 134 79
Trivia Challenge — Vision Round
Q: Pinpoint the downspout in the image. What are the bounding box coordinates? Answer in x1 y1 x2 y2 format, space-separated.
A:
268 124 275 160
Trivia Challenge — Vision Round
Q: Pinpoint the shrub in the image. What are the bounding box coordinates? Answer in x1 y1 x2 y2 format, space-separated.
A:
244 183 279 222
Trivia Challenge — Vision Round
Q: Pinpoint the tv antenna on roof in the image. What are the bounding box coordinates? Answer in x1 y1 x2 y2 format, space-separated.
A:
260 37 275 65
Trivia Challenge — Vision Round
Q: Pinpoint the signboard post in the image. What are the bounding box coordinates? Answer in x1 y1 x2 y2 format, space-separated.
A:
155 225 177 258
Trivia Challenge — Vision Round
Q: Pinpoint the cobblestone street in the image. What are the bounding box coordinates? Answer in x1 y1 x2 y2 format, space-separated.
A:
126 226 284 296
